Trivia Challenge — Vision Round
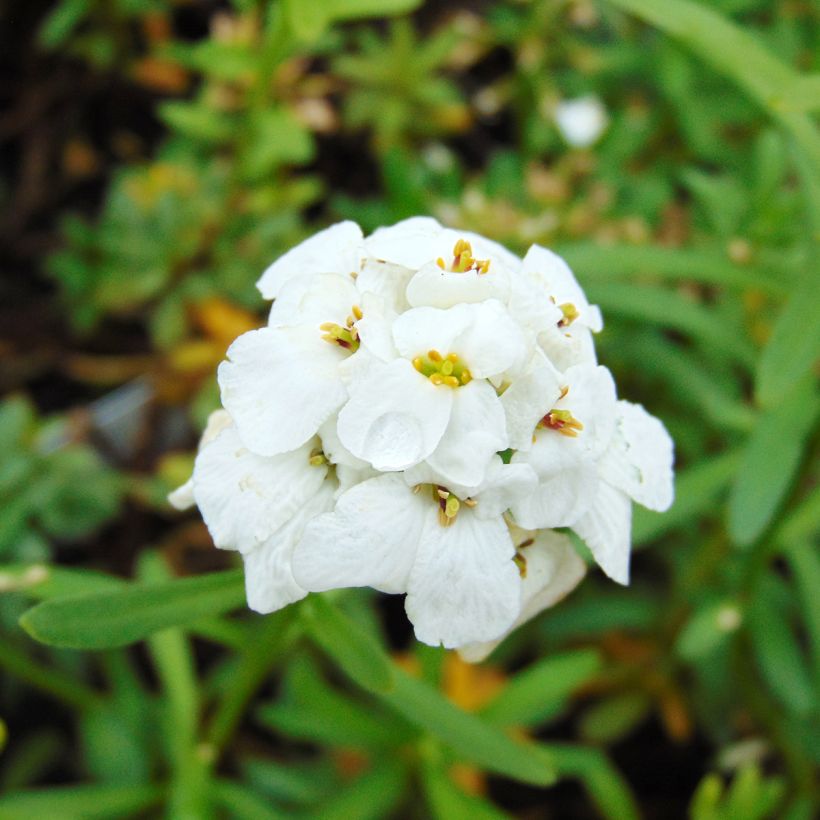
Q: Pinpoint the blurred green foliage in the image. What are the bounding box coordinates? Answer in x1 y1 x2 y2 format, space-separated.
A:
1 0 819 817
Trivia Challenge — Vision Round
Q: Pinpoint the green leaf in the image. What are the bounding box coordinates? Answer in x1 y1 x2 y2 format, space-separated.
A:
676 600 743 661
756 274 820 408
547 744 640 820
301 595 395 693
158 101 235 143
37 0 91 48
480 649 602 727
747 594 816 715
239 108 315 180
380 668 556 787
0 564 124 599
728 378 819 546
586 282 756 368
283 0 423 42
786 542 820 685
212 780 289 820
0 783 163 820
578 693 652 745
303 760 408 820
421 757 511 820
19 569 246 649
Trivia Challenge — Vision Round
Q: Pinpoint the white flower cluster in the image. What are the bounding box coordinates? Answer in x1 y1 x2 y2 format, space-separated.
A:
171 217 674 659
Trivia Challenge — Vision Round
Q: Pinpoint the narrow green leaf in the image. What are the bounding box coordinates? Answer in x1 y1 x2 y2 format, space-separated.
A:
19 569 245 649
756 275 820 408
421 757 511 820
785 543 820 686
380 668 556 786
728 379 819 546
158 101 235 143
301 595 395 693
480 649 602 727
212 780 289 820
0 564 124 599
578 693 652 745
283 0 423 42
747 597 816 715
0 783 163 820
37 0 90 48
780 76 820 113
303 761 408 820
586 282 755 367
546 744 640 820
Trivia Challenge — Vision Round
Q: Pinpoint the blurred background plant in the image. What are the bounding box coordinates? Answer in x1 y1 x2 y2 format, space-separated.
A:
1 0 818 817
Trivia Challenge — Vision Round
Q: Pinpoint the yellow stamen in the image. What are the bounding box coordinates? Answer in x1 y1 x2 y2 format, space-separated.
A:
428 349 443 362
558 302 580 328
352 304 363 320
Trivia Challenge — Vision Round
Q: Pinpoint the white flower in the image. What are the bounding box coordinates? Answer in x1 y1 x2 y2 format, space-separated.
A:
458 528 587 663
554 95 608 148
336 299 526 486
291 460 537 648
174 415 337 614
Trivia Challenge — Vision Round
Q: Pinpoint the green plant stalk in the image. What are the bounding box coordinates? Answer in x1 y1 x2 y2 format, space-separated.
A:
0 640 103 712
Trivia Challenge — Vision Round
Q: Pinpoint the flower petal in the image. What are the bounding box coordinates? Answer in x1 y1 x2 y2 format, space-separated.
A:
557 364 617 458
356 258 414 315
257 221 363 299
364 216 444 268
424 379 508 488
267 273 360 329
511 434 597 528
218 326 348 456
242 482 335 614
406 261 510 309
521 244 602 332
599 400 674 511
573 481 632 585
192 425 327 554
405 508 520 648
392 300 526 379
459 530 586 662
292 474 425 594
500 352 562 451
337 359 452 471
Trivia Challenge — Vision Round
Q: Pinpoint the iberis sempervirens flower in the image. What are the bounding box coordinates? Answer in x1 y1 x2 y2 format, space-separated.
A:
171 217 674 659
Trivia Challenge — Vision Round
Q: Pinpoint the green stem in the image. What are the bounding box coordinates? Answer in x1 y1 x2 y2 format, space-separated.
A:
0 639 103 712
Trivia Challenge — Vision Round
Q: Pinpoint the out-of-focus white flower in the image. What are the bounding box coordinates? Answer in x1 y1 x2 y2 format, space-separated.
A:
171 216 674 655
554 95 608 148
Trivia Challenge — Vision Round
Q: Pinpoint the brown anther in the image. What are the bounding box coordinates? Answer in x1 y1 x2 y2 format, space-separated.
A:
518 537 534 549
513 553 527 578
559 385 569 400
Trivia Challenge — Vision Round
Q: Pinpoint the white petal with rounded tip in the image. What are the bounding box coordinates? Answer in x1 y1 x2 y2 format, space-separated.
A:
406 508 520 648
574 481 632 585
406 261 510 309
522 245 602 332
267 273 360 329
500 352 562 451
337 359 452 471
424 380 508 488
364 216 444 268
192 425 327 554
218 326 348 457
356 258 414 314
470 460 538 520
459 531 586 662
556 364 617 458
598 401 674 512
511 433 597 528
392 301 526 379
257 221 363 299
242 482 335 614
292 474 425 594
168 480 195 511
355 292 398 363
538 323 598 371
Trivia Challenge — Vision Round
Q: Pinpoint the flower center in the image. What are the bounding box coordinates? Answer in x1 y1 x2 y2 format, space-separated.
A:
436 238 491 274
424 485 477 527
539 408 584 437
412 349 472 388
320 304 363 353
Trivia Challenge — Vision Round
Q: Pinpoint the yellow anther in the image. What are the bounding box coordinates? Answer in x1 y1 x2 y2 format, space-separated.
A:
453 238 470 257
345 316 354 327
558 302 580 328
412 357 424 373
443 375 460 388
436 257 446 269
413 350 471 388
559 385 569 400
430 373 444 385
320 305 363 354
309 449 328 466
463 497 477 508
513 553 527 578
437 488 450 500
319 322 336 331
428 349 443 362
447 352 458 362
352 304 363 320
441 238 491 274
441 359 454 376
460 370 472 385
445 495 460 518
